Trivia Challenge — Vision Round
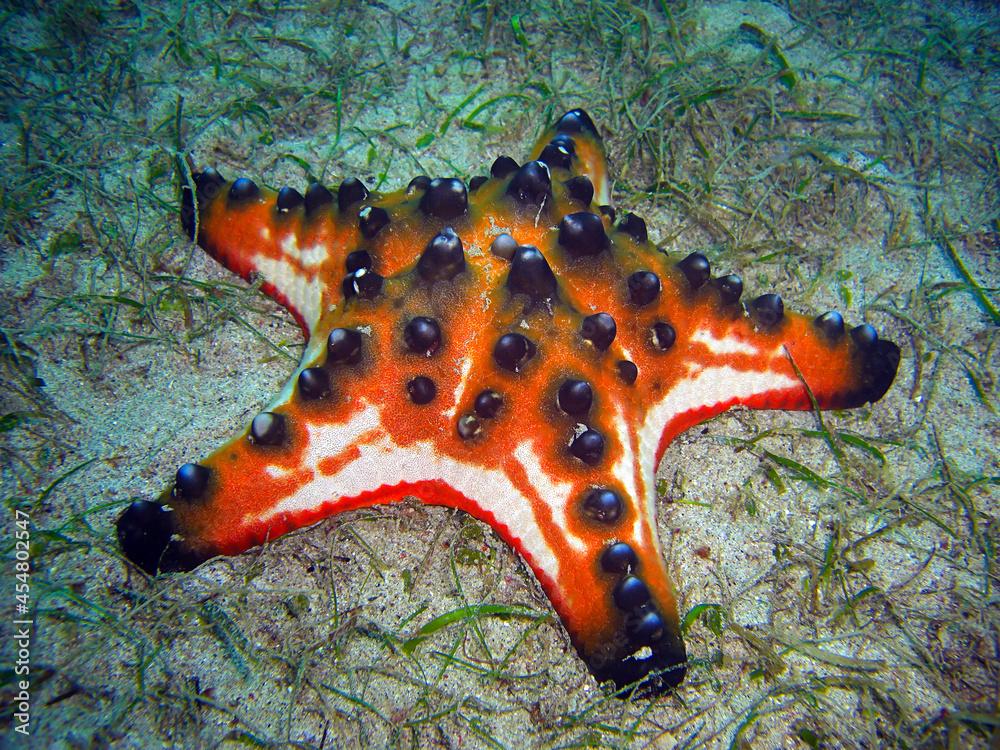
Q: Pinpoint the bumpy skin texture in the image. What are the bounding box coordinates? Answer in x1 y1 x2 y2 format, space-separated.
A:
117 109 900 694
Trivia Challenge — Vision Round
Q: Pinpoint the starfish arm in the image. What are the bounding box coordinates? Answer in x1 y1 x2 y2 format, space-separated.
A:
181 170 365 335
529 108 612 206
610 258 902 468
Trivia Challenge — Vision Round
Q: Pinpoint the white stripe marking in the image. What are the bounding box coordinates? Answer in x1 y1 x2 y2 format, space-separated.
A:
261 403 563 582
445 357 473 419
277 233 329 268
690 329 759 356
638 365 799 481
251 254 323 331
513 441 585 553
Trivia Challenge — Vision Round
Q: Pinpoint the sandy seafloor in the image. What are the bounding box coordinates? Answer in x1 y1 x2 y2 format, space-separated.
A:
0 1 997 748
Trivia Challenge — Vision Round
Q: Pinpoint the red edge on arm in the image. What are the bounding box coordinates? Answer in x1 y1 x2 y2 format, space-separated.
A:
200 232 312 338
654 388 811 466
217 479 562 606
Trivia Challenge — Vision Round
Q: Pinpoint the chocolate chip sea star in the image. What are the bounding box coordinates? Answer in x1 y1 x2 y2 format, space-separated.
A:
117 109 899 693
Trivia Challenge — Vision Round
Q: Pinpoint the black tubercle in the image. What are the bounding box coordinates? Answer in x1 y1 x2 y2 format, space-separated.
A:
600 541 637 573
506 160 552 207
181 168 226 239
469 175 488 191
116 500 174 575
491 155 519 179
582 489 624 524
613 575 651 610
342 268 384 299
338 178 369 212
749 294 784 329
407 376 437 405
538 135 575 170
552 133 577 154
581 312 616 351
228 177 259 202
628 271 661 306
346 249 373 273
814 311 845 339
359 206 390 238
570 428 605 465
493 333 536 373
419 177 468 220
851 323 878 350
474 389 503 418
457 415 482 440
652 322 676 351
175 463 210 501
599 204 616 223
304 182 334 214
489 233 518 260
714 274 744 305
626 606 667 647
327 328 363 363
616 360 638 384
558 212 609 258
298 367 330 400
506 245 557 302
618 213 648 244
565 175 595 206
404 316 442 356
407 175 431 194
250 412 286 446
677 252 711 289
555 108 599 137
627 613 674 654
195 167 226 199
557 379 593 415
418 227 466 281
276 186 304 212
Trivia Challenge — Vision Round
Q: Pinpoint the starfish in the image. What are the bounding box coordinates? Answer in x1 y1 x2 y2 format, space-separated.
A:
117 109 899 693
